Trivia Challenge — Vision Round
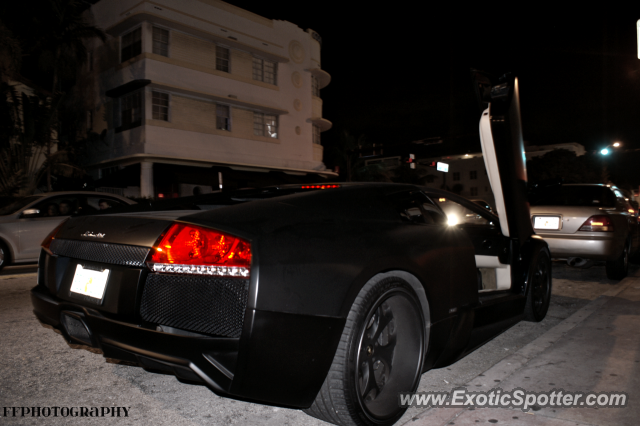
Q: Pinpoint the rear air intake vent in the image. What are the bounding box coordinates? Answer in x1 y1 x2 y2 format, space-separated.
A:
140 274 249 338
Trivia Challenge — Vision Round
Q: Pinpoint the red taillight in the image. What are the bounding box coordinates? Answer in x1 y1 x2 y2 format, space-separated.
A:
300 184 340 189
147 223 251 277
41 220 69 254
578 215 613 232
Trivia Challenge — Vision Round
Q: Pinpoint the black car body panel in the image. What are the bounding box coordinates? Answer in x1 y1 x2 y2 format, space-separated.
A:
31 74 549 415
30 183 543 408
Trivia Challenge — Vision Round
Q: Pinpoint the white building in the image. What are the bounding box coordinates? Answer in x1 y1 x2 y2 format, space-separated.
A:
83 0 334 197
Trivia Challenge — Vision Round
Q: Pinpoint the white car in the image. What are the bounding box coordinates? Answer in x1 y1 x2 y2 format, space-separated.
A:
529 184 639 279
0 191 135 270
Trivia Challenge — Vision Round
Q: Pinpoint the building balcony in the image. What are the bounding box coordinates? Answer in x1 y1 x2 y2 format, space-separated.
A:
307 68 331 89
307 117 332 132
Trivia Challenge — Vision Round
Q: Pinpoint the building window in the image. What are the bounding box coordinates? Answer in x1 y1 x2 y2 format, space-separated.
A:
252 57 277 85
152 27 169 57
253 112 278 138
216 104 230 131
216 46 229 72
453 172 460 181
470 170 477 180
152 91 169 121
470 187 478 196
87 110 93 130
120 91 142 130
312 125 321 144
121 28 142 62
312 75 320 97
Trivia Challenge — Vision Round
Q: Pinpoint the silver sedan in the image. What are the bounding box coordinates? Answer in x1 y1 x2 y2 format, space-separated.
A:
0 191 135 270
529 183 639 279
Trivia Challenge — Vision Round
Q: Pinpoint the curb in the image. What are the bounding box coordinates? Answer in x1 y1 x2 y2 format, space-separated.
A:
403 273 639 425
467 276 635 389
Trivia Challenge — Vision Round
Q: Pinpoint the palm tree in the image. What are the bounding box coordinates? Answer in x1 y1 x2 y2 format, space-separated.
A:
0 83 52 196
331 131 389 182
0 19 22 83
32 0 106 190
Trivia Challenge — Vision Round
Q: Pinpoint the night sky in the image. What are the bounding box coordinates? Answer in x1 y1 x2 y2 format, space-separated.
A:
225 4 640 163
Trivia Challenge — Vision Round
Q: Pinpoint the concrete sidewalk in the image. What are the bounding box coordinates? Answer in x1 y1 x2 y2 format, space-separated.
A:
405 274 640 426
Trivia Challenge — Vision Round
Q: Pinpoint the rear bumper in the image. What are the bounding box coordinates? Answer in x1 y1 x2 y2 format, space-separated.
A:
536 233 624 260
30 283 344 409
31 284 239 393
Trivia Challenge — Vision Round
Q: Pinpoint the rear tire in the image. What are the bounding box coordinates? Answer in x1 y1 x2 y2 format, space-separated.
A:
606 238 629 280
524 246 552 322
304 276 426 426
0 241 9 272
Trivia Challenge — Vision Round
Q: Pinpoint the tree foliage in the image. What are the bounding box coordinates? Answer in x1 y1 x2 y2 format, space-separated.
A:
0 20 22 82
390 164 435 186
329 131 389 182
527 149 602 185
0 0 106 196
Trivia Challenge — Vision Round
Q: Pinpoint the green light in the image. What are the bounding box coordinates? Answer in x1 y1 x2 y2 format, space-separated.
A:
601 148 609 155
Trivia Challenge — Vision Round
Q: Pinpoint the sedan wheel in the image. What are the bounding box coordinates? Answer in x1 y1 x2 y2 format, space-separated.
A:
0 242 8 271
304 276 426 426
524 246 552 322
606 239 629 280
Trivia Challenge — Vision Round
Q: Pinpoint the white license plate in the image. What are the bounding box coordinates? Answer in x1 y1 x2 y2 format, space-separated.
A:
533 216 561 230
70 265 110 300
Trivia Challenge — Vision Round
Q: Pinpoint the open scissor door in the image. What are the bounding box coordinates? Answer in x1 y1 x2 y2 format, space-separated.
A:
475 73 534 244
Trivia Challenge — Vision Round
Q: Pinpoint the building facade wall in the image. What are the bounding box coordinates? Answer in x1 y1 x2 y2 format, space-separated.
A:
83 0 332 193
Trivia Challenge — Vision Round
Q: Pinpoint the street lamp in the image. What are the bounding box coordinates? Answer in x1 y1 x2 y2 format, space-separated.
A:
599 141 622 183
599 141 622 155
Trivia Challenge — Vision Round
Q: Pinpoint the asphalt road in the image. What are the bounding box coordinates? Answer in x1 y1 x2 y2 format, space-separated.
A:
0 263 37 276
0 261 636 425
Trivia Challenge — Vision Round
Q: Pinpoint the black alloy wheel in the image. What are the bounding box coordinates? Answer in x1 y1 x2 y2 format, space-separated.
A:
524 247 552 322
304 276 426 426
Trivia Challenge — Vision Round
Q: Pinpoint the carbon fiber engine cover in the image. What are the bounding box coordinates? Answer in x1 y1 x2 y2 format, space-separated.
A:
50 239 150 267
140 273 250 338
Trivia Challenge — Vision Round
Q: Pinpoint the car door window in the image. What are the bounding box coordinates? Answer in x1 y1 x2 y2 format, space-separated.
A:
84 196 127 213
27 196 81 218
388 191 446 225
436 198 495 227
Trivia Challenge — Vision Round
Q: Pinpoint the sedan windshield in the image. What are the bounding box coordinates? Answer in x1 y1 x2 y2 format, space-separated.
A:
0 196 43 215
530 186 616 207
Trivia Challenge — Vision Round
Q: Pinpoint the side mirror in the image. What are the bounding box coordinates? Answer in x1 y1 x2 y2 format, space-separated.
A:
21 209 40 218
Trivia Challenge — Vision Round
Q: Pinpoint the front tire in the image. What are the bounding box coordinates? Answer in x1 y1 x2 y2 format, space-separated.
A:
524 246 552 322
304 276 426 426
606 238 629 280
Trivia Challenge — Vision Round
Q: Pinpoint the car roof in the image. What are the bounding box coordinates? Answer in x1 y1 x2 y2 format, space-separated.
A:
31 191 133 201
34 190 123 196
